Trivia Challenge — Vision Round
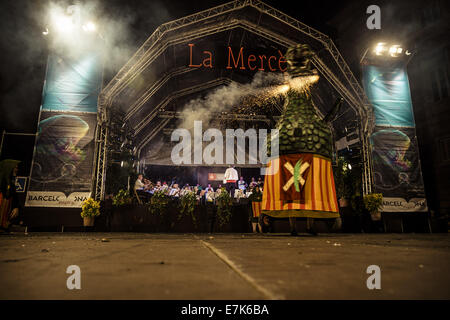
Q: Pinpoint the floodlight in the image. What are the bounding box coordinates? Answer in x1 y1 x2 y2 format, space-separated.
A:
389 45 402 57
53 15 74 33
82 22 96 32
374 42 387 55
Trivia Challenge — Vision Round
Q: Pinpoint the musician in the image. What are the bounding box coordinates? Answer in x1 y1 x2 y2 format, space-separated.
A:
224 165 238 197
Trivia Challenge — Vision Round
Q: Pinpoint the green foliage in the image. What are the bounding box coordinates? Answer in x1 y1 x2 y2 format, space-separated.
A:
81 198 101 218
112 189 132 206
333 156 352 199
216 188 233 227
178 191 198 224
363 193 383 213
148 190 169 215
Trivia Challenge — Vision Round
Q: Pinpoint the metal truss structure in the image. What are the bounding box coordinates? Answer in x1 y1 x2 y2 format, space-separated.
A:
93 0 374 200
91 97 109 200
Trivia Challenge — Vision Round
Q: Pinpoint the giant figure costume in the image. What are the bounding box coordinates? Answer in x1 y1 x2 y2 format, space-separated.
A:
262 44 342 219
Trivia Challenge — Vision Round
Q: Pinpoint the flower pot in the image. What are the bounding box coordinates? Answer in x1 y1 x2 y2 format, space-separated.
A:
83 216 95 227
370 211 381 221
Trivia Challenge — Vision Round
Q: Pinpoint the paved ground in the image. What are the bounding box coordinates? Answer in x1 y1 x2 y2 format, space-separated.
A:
0 232 449 300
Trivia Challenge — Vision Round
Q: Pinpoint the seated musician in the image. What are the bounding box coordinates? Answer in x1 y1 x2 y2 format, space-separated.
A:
134 174 148 202
134 174 145 191
169 184 180 197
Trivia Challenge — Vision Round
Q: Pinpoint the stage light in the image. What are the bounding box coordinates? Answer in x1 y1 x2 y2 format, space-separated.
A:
374 42 387 55
82 22 96 32
347 163 352 170
389 45 402 57
52 14 74 33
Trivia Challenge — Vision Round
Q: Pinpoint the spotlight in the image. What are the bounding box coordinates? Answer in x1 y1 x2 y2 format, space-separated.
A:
82 22 96 32
389 45 402 57
374 42 387 56
52 15 74 33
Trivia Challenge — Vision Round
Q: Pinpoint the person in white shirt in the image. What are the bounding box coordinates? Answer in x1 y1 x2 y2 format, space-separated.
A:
134 174 145 191
224 165 238 197
134 174 148 202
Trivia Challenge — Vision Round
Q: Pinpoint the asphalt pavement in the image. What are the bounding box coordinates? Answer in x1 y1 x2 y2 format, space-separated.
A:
0 232 449 299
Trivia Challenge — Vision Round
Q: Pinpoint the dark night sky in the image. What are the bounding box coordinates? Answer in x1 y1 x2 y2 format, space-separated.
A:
0 0 342 134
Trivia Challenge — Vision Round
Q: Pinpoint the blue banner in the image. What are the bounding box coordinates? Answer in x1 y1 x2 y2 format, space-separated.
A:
363 65 415 127
42 53 102 113
363 65 427 212
27 50 102 207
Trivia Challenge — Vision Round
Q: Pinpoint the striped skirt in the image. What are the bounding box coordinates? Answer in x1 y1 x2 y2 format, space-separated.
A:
262 153 339 218
251 201 262 218
0 193 13 229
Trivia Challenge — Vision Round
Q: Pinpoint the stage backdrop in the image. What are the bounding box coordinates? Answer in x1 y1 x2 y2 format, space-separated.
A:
363 65 427 212
26 52 102 207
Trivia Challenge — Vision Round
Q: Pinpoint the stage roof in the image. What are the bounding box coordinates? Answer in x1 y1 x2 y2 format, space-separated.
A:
99 0 372 167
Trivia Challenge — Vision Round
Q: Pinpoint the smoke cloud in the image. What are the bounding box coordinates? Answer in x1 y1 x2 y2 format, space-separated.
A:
177 71 286 131
0 0 174 132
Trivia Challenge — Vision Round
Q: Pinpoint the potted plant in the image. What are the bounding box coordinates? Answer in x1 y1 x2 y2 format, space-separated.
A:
334 156 352 207
81 198 101 227
363 193 383 221
216 187 233 230
112 189 132 207
148 190 170 231
179 190 198 227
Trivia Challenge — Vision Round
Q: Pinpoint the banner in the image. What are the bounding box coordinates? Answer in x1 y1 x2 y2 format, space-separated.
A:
41 53 102 113
363 65 415 127
370 127 427 212
363 65 427 212
26 52 102 207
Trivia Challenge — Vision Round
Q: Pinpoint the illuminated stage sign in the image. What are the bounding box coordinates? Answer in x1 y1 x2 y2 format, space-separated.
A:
207 173 225 181
188 44 287 72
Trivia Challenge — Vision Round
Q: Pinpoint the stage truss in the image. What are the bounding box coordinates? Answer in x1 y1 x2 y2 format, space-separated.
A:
93 0 374 200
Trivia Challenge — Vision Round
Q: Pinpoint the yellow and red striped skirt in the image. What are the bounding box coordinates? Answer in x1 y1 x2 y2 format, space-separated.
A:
262 154 339 218
251 201 262 218
0 193 13 229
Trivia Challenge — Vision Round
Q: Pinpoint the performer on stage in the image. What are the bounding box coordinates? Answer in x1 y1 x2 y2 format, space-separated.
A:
249 177 258 190
238 176 247 194
224 165 238 197
262 44 343 236
134 174 145 191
